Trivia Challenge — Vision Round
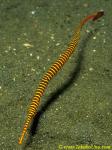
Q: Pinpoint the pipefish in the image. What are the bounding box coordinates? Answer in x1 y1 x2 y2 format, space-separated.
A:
18 11 104 145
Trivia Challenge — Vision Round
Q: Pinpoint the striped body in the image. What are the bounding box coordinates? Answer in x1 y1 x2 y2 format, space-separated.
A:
28 27 80 117
18 11 104 145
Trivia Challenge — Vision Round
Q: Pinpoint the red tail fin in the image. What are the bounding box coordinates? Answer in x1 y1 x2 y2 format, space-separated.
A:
92 11 104 21
80 10 104 27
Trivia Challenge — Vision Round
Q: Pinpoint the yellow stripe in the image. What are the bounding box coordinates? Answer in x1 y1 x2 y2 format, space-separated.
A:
57 59 64 66
35 91 43 97
38 86 45 92
33 95 40 99
42 75 50 81
45 73 52 80
47 70 55 77
61 53 69 60
51 65 59 72
60 55 67 62
53 63 61 70
41 77 49 83
39 82 47 88
49 67 57 74
32 101 39 107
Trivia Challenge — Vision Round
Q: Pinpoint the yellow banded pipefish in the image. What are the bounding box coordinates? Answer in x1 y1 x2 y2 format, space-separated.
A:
18 11 104 145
